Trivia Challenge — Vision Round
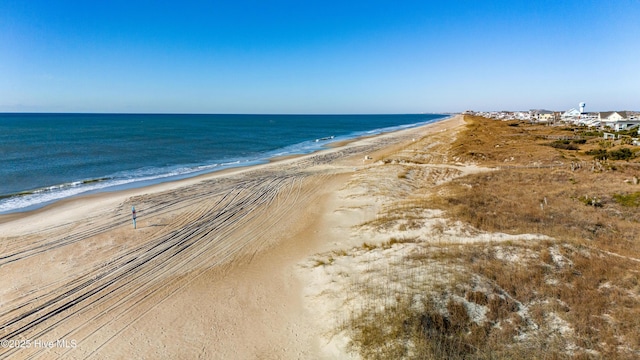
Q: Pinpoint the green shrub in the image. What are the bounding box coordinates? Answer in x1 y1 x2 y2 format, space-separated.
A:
549 140 579 150
579 130 603 137
585 148 607 159
586 148 635 160
621 137 634 145
578 195 603 207
608 148 634 160
617 127 640 136
613 192 640 207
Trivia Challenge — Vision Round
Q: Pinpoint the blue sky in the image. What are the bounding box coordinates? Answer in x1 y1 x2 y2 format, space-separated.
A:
1 0 638 113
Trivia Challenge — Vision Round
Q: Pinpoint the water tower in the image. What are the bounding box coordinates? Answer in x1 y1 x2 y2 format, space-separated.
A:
579 102 586 114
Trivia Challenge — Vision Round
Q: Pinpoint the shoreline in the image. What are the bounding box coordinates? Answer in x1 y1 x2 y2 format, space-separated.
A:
0 115 450 218
0 115 451 227
0 115 462 359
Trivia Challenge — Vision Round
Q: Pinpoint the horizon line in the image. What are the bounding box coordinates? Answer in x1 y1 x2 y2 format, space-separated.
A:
0 111 456 116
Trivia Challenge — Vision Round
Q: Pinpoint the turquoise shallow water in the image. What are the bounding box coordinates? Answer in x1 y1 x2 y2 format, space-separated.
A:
0 113 447 213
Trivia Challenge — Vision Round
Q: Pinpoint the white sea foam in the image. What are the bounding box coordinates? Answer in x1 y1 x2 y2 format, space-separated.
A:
0 116 447 214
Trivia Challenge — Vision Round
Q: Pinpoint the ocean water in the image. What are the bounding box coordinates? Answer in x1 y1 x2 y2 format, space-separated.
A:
0 113 447 214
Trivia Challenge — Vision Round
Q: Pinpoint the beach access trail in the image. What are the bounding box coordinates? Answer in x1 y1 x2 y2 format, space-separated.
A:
0 116 463 359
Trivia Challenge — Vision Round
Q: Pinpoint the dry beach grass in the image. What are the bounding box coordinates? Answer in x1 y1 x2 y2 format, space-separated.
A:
303 115 640 359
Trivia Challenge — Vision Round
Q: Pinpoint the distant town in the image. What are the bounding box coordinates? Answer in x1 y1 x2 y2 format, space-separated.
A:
464 103 640 134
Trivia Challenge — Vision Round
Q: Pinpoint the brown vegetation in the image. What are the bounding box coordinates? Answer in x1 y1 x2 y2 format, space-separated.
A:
339 115 640 359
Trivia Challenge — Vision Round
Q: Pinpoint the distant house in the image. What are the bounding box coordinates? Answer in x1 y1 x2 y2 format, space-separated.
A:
600 111 627 122
530 109 555 123
579 112 600 126
514 111 530 120
600 111 640 131
561 108 581 122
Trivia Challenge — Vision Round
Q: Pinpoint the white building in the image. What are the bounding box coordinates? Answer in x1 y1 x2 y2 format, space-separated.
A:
600 111 640 131
561 108 581 122
578 112 600 126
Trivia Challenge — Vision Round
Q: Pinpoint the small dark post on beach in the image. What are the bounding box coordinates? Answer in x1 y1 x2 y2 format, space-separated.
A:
132 206 137 229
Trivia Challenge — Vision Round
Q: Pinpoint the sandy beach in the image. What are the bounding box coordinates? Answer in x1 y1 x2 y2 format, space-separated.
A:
0 116 463 359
